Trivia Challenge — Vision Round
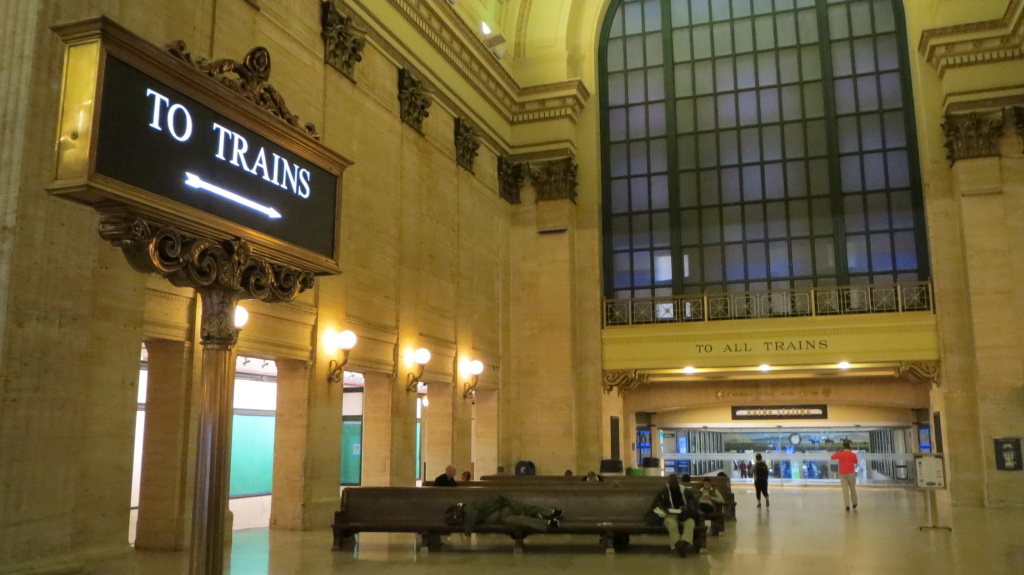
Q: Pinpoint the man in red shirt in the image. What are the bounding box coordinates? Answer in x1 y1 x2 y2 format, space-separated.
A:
830 441 859 511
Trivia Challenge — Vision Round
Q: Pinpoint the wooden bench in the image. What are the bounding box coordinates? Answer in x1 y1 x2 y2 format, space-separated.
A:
332 486 708 553
478 474 738 523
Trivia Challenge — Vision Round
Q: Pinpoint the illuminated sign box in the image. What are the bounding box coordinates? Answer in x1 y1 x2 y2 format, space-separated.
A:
732 405 828 420
49 17 351 274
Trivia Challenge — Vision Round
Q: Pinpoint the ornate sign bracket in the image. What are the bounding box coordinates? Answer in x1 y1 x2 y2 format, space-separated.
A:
603 370 650 397
894 361 941 386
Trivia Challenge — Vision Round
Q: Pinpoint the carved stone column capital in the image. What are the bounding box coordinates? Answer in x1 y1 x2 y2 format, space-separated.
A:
529 157 578 202
398 68 433 134
602 370 650 397
498 156 526 204
942 111 1004 166
321 0 366 82
1013 106 1024 153
454 117 480 173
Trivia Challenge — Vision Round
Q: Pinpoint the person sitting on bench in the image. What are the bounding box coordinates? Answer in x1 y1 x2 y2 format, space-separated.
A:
697 478 725 514
444 497 563 535
649 474 700 558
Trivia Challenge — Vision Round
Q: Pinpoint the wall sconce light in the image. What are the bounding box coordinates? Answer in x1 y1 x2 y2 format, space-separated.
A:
234 305 249 328
326 330 358 384
462 359 484 401
406 347 431 392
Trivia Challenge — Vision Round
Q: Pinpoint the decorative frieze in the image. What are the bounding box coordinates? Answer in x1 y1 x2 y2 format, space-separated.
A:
530 157 578 203
398 68 432 134
497 156 526 204
941 112 1004 166
321 0 367 82
602 370 649 397
894 362 941 385
454 118 480 173
165 41 319 140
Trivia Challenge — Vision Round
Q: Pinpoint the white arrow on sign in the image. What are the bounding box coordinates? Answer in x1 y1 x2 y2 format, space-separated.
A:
184 172 282 219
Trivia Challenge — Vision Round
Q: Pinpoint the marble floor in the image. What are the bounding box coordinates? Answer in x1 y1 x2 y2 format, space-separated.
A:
135 486 1024 574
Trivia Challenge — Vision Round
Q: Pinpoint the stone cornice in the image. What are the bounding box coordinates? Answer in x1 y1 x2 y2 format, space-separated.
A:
919 0 1024 77
347 0 589 132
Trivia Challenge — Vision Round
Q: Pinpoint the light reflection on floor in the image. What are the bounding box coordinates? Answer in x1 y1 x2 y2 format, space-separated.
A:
134 486 1024 574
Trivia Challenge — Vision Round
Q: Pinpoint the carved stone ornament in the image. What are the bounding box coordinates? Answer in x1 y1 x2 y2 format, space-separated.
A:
1014 107 1024 153
165 40 319 140
894 362 941 386
321 0 366 82
454 118 481 173
498 156 526 204
941 111 1004 166
602 370 650 397
98 213 315 344
530 157 579 202
398 68 433 134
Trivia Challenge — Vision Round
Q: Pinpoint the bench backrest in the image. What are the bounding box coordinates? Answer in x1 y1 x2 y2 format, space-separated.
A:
337 486 664 526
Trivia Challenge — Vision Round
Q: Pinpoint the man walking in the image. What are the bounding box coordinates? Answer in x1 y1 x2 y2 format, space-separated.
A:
830 441 859 510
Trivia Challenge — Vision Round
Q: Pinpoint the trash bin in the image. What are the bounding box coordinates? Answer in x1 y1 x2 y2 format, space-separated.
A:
641 456 662 477
600 459 624 476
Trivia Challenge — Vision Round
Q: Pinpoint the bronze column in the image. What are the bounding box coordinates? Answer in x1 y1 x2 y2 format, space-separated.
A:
189 288 242 575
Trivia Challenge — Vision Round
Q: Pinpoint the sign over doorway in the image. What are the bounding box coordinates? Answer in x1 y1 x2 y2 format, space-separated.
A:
48 17 351 274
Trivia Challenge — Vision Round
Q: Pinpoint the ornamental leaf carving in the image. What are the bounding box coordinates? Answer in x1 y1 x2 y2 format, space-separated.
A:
497 156 526 204
941 112 1003 166
529 157 578 202
165 41 319 139
321 0 366 82
454 118 480 173
398 68 433 134
602 370 650 397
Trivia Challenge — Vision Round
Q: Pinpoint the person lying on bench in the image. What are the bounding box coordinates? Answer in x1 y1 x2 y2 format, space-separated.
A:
648 474 700 558
444 497 563 535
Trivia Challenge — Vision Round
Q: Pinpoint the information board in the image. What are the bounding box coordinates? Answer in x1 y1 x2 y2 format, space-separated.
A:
915 453 945 488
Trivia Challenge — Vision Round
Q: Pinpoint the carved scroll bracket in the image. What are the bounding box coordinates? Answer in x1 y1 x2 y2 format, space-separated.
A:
321 0 366 82
603 370 650 397
165 40 319 139
894 361 941 386
98 212 316 345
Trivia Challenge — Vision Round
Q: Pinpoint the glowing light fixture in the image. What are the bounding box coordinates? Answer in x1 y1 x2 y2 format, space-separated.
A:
838 361 851 369
759 364 771 372
406 348 431 391
326 330 358 383
683 366 697 374
233 306 249 328
463 359 485 400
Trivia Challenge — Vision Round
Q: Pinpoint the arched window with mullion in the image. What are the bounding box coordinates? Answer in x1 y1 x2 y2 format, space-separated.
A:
600 0 928 299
